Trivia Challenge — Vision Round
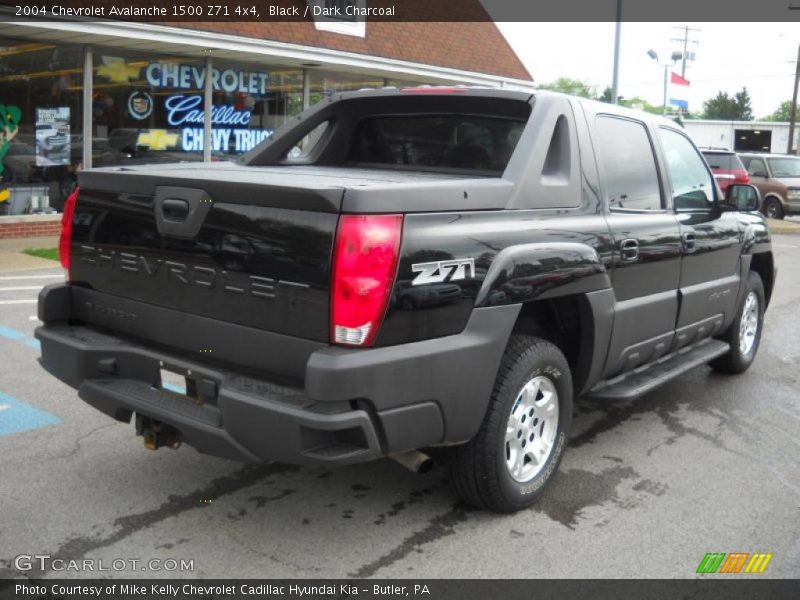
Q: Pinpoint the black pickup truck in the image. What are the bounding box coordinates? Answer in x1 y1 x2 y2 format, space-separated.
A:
37 88 775 512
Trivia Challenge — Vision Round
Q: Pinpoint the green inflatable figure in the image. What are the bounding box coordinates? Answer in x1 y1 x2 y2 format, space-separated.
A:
0 104 23 207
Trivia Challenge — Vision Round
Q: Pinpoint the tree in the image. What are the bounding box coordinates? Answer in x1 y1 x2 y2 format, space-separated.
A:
618 96 663 115
733 88 753 120
537 77 596 99
763 100 799 122
702 87 753 120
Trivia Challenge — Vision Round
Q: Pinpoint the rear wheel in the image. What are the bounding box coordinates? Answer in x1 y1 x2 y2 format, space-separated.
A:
763 197 784 220
711 271 765 374
443 335 572 512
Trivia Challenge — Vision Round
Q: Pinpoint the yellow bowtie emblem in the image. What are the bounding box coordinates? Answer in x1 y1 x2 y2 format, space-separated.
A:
97 59 140 83
136 130 179 151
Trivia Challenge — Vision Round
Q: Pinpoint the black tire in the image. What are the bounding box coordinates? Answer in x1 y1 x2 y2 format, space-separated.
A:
763 197 784 220
710 271 765 374
442 335 573 512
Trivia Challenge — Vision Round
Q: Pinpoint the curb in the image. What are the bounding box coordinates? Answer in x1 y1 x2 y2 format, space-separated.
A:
767 219 800 235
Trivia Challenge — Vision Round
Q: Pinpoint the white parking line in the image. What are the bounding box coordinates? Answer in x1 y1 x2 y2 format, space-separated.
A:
772 243 798 249
0 274 62 281
29 316 40 321
0 300 38 305
0 286 44 292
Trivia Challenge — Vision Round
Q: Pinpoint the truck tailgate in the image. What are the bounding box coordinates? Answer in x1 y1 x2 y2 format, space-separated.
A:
70 163 343 343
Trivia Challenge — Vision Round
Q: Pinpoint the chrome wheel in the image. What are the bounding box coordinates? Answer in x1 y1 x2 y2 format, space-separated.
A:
505 375 559 483
739 291 759 356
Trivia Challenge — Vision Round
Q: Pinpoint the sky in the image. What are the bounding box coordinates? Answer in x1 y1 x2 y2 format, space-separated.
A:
497 22 799 119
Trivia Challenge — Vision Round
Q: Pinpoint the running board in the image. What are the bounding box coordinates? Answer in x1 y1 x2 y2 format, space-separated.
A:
586 339 730 401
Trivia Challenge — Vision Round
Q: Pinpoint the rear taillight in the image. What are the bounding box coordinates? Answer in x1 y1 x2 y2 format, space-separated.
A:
59 187 79 275
331 214 403 346
733 169 750 185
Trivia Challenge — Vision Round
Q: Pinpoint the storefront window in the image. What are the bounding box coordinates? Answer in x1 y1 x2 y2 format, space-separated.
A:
92 49 205 167
211 61 303 157
0 37 459 218
93 49 304 164
308 69 387 103
0 39 83 215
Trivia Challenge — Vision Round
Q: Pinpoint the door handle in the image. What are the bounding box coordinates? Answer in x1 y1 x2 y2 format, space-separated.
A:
161 198 190 221
683 232 697 253
620 238 639 262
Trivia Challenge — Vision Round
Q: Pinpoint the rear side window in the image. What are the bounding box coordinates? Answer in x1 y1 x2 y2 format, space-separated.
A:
348 115 525 174
702 152 744 171
595 116 663 211
742 156 768 177
702 152 732 170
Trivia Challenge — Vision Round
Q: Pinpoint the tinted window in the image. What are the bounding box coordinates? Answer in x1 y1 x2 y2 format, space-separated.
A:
743 156 768 177
348 115 525 174
659 128 715 211
596 116 662 210
701 152 740 171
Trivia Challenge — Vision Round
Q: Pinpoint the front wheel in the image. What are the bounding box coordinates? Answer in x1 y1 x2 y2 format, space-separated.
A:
711 271 765 374
443 335 573 512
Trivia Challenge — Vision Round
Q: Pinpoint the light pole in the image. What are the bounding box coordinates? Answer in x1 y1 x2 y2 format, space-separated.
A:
611 0 622 105
647 49 682 116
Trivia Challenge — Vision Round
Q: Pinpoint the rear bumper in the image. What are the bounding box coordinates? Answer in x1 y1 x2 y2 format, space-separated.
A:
36 284 518 466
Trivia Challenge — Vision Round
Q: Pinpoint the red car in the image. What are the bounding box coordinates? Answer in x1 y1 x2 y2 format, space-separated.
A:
701 149 750 194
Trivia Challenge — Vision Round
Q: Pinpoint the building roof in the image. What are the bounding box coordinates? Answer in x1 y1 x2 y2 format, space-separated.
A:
174 21 532 82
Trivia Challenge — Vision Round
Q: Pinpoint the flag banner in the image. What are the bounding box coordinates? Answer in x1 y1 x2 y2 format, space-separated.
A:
671 72 690 86
669 98 689 109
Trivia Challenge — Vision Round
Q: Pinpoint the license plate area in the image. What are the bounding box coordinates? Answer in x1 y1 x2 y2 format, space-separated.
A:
158 363 218 405
159 367 189 397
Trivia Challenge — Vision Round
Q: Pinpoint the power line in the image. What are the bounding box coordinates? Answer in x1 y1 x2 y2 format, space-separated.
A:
671 25 701 78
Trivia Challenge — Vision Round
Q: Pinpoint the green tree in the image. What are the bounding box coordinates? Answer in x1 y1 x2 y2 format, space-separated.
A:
619 96 663 115
538 77 596 99
733 88 753 120
702 88 753 120
763 100 799 122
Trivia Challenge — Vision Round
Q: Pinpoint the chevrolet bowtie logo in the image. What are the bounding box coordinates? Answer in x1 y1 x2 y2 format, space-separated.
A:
97 57 140 83
136 130 179 151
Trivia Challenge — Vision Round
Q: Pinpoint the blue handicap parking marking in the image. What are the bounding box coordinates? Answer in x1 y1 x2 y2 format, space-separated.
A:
0 324 40 350
0 391 60 436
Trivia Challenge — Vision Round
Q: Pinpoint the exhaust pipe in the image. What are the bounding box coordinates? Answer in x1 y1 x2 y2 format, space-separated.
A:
390 450 433 474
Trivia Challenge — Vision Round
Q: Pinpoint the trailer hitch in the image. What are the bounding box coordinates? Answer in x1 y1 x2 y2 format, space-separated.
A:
135 414 182 450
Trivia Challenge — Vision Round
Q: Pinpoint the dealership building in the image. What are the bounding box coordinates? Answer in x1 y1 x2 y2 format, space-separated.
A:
683 119 798 155
0 13 532 229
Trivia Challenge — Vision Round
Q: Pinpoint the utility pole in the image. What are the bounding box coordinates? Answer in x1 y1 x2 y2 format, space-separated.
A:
788 43 800 155
671 25 700 78
611 0 622 104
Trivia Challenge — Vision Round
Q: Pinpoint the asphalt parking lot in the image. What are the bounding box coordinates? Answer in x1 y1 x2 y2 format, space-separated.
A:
1 236 798 579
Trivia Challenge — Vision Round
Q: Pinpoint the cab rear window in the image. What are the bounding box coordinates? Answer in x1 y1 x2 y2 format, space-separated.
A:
348 115 525 174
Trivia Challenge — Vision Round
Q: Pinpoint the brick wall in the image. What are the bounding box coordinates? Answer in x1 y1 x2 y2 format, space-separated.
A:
0 216 62 239
169 19 531 81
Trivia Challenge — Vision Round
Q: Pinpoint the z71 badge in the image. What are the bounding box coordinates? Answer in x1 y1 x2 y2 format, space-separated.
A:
411 258 475 286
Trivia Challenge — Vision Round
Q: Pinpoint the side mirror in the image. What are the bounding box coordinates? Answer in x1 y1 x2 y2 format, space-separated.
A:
724 184 760 212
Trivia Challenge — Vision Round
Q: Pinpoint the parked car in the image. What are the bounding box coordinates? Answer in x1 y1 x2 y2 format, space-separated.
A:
701 149 750 194
738 153 800 219
37 89 774 512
